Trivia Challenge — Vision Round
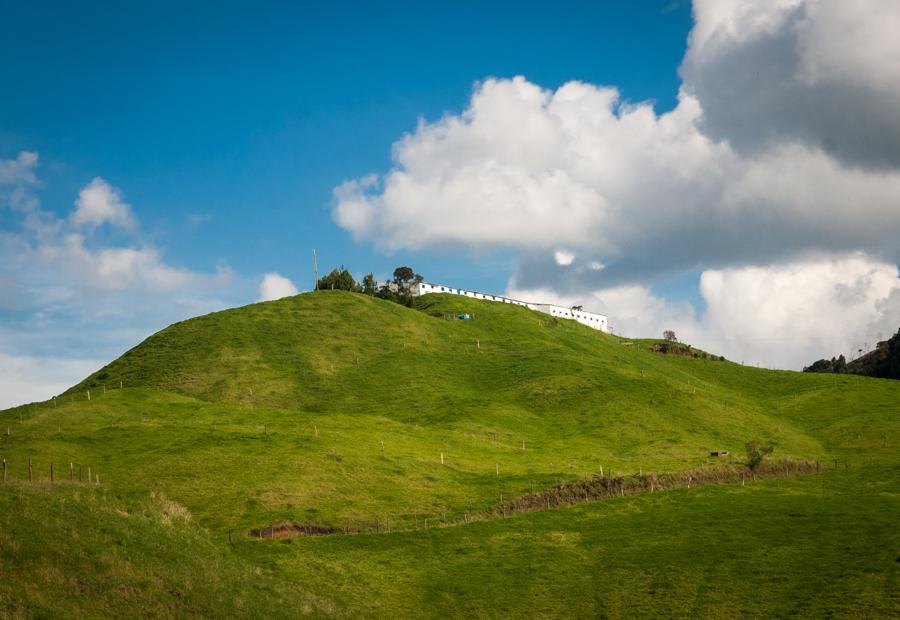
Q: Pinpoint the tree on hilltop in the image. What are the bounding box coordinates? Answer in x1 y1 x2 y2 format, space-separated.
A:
362 273 377 296
317 266 360 292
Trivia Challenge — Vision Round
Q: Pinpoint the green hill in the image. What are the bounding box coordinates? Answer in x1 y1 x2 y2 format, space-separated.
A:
0 483 335 617
2 291 898 617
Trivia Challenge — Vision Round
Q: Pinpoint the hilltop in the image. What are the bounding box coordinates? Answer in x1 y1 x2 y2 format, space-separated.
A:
2 291 899 617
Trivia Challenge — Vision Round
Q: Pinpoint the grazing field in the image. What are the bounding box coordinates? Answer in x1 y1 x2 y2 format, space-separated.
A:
1 291 898 617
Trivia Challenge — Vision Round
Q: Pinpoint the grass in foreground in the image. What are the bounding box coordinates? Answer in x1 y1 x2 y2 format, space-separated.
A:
0 483 334 618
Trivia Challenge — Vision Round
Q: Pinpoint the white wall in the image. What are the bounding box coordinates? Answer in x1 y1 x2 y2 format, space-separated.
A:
416 282 608 332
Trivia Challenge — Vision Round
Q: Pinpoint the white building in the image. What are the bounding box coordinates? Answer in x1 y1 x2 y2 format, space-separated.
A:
414 282 608 332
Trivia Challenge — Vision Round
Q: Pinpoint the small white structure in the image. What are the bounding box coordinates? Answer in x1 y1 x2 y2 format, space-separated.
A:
414 282 608 332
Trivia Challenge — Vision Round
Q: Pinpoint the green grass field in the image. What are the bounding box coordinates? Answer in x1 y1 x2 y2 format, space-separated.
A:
1 291 898 617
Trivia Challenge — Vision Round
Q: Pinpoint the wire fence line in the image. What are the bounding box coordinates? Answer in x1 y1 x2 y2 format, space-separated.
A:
0 458 101 485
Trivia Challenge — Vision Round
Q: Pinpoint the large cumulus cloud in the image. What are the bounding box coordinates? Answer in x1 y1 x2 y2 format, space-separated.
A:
334 76 900 288
331 0 900 368
682 0 900 169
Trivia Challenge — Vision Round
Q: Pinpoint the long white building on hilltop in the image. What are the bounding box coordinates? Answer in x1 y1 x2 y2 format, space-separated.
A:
414 282 608 333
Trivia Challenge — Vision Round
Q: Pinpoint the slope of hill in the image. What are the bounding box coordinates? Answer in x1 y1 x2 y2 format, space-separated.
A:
2 291 898 617
0 483 334 618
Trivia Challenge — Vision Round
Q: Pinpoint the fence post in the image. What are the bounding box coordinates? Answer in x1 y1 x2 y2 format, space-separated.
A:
2 459 6 481
87 390 91 401
88 466 92 484
28 458 32 481
50 462 54 482
69 462 74 481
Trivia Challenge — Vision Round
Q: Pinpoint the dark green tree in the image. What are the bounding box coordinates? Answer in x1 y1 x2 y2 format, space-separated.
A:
877 328 900 379
745 441 774 471
392 266 415 284
317 267 359 292
362 273 377 296
803 358 834 373
832 354 847 373
387 266 424 306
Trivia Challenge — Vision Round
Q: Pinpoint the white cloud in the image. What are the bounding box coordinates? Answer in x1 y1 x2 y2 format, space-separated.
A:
0 154 246 408
0 151 38 185
258 273 299 301
682 0 900 168
0 352 101 408
554 249 575 266
334 76 900 288
2 166 227 296
71 177 135 230
328 1 900 371
697 253 900 368
512 253 900 370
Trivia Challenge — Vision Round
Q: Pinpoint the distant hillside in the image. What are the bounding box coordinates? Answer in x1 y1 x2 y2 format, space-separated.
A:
804 328 900 380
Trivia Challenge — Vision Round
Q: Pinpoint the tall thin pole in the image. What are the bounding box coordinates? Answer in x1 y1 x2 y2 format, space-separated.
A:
313 249 319 291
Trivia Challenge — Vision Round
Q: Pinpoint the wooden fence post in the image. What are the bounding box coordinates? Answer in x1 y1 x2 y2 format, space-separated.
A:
2 459 6 482
69 462 74 481
88 466 92 484
50 462 54 482
87 390 91 401
28 458 32 481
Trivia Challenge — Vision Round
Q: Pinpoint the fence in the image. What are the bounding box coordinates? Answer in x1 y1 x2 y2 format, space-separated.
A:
0 458 100 485
243 458 827 541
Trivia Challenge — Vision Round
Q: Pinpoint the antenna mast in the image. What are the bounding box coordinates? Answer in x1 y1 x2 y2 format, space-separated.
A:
313 249 319 291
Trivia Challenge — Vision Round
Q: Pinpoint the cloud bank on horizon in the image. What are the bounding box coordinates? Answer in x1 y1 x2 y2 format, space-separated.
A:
0 154 244 407
333 0 900 369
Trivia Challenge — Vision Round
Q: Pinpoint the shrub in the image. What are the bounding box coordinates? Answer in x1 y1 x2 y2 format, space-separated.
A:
745 441 774 471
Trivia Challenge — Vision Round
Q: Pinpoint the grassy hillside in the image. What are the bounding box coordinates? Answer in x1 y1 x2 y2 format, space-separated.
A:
0 483 335 618
2 291 898 617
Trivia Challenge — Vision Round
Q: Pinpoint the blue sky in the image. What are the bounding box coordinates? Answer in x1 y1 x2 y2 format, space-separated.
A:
2 1 900 406
0 1 692 291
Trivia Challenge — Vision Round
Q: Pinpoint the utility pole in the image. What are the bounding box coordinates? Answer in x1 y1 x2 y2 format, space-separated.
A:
313 249 319 291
